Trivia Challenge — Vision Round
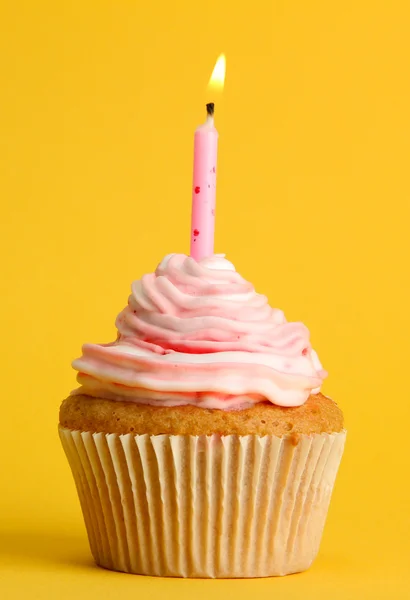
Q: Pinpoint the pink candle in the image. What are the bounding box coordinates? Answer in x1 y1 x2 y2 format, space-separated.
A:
190 102 218 260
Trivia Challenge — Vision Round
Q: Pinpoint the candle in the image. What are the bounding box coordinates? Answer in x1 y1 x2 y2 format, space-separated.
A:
190 55 226 261
190 103 218 260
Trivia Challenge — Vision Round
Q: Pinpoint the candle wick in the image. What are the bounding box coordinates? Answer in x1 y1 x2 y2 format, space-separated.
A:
206 102 215 116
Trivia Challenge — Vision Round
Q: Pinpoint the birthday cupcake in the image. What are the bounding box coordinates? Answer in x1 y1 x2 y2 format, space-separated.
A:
59 253 345 578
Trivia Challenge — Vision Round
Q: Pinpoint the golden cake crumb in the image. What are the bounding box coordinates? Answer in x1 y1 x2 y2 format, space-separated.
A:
59 393 344 437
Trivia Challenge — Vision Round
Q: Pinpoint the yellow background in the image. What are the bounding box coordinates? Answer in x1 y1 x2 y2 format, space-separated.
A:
1 0 409 598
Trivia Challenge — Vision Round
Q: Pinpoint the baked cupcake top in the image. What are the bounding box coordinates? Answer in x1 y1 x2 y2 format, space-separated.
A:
72 254 327 409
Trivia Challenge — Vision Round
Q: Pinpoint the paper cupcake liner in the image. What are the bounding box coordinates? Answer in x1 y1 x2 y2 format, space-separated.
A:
59 427 346 578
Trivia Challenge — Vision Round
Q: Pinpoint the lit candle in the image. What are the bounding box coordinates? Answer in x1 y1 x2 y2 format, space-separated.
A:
190 55 226 260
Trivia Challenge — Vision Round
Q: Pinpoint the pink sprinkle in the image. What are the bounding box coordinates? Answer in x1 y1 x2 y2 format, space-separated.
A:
194 186 200 194
193 229 200 236
212 166 216 173
211 209 215 216
302 348 308 356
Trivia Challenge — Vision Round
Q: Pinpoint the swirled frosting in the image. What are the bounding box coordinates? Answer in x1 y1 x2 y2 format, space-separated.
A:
72 254 327 409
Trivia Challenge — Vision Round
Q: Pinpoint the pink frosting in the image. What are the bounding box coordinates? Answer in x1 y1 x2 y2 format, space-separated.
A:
72 254 327 408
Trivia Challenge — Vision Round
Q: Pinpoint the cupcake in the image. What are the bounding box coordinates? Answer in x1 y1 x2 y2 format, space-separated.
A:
59 253 345 578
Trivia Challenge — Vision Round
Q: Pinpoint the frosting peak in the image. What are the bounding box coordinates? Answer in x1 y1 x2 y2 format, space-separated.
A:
73 254 327 408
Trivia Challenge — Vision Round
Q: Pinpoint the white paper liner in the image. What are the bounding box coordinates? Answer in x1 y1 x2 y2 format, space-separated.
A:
59 427 346 578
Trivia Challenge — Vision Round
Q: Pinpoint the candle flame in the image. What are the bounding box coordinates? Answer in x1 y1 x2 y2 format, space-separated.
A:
208 54 226 92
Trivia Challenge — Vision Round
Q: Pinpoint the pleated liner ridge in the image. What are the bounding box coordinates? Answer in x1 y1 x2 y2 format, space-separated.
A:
59 427 346 578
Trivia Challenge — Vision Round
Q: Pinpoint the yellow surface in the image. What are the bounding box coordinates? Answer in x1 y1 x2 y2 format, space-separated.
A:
1 0 409 598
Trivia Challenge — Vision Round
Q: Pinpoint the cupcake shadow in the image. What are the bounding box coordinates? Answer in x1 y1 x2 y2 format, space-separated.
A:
0 528 95 570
